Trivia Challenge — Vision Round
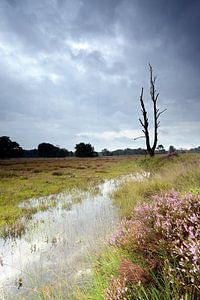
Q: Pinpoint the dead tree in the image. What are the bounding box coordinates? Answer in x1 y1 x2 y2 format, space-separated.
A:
138 64 166 157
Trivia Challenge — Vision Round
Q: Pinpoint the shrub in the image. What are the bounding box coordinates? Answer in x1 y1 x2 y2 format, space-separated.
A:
52 171 63 176
104 276 133 300
109 191 200 297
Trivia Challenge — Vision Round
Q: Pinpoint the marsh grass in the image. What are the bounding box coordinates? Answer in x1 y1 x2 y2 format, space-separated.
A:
1 177 121 299
0 156 139 230
1 154 200 299
75 246 129 300
80 153 200 300
112 154 200 217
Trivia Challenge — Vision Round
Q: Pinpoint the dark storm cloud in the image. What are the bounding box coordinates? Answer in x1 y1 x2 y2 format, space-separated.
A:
0 0 199 150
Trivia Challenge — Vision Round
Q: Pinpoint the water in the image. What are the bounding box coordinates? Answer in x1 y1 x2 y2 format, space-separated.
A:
0 173 149 299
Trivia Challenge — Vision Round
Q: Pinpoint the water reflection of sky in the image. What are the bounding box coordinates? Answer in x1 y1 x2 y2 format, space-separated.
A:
0 173 149 298
0 179 119 298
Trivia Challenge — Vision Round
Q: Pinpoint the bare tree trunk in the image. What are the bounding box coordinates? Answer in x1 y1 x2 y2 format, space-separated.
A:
139 65 166 157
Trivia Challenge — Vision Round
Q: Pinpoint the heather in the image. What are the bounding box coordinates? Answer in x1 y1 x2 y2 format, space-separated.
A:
112 153 200 217
82 154 200 300
107 191 200 298
1 154 200 298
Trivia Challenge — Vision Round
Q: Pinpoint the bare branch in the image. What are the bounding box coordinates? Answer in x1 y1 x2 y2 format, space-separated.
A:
134 136 146 141
149 63 152 73
140 87 144 98
157 108 167 119
155 93 159 101
139 118 145 128
138 64 166 156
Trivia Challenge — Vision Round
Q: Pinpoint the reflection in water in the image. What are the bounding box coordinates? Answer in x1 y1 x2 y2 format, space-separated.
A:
0 173 149 299
0 180 118 299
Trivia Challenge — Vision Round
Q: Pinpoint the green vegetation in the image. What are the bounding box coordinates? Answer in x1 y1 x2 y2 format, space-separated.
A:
0 156 139 230
1 154 199 299
113 153 200 217
81 153 200 300
75 247 129 300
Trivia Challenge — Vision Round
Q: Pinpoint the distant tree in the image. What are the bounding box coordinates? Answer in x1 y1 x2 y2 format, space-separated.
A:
169 145 176 153
68 151 74 157
38 143 69 157
189 146 200 153
132 148 146 155
38 143 55 157
102 148 110 156
59 148 69 157
23 149 38 158
75 143 97 157
157 144 165 154
103 148 146 156
0 136 23 158
137 64 167 157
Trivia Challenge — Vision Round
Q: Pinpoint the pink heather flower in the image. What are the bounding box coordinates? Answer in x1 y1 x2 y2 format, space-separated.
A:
108 191 200 291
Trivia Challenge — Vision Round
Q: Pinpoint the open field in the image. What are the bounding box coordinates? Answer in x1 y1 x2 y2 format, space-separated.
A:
0 153 199 299
0 156 140 230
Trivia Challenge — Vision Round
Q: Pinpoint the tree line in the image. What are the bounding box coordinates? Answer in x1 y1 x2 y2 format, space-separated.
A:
0 136 198 159
0 136 97 158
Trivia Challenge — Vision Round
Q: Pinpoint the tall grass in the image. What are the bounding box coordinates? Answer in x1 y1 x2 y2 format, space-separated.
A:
1 154 199 298
112 154 200 217
82 154 200 300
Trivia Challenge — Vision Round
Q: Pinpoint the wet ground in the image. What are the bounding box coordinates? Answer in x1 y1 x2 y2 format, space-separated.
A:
0 173 148 299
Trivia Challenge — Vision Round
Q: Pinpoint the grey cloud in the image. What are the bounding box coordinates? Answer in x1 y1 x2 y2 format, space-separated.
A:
71 0 121 37
0 0 199 150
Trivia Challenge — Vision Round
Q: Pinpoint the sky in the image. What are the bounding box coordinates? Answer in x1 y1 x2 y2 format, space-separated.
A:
0 0 199 151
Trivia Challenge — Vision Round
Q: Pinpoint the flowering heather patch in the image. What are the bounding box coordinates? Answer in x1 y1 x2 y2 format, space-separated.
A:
104 260 150 300
109 191 200 296
104 276 133 300
118 259 150 284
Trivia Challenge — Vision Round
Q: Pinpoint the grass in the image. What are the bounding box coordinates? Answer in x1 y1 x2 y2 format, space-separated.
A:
112 153 200 217
1 153 199 298
75 246 131 300
0 156 140 230
80 153 200 300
